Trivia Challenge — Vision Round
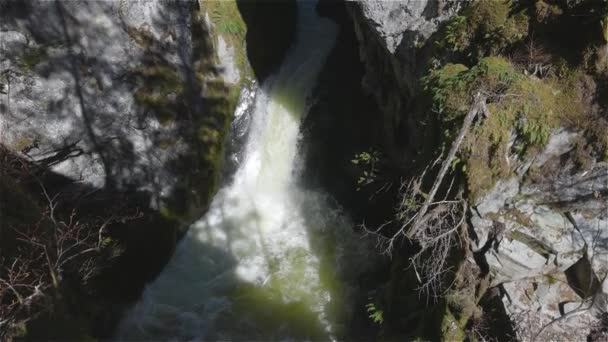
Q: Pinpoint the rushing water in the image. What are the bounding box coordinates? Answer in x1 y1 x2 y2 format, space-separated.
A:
117 2 375 340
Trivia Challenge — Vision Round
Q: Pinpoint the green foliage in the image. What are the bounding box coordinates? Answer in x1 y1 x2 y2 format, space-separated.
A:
443 15 467 52
365 302 384 324
423 56 584 200
133 64 183 125
439 0 529 56
517 115 551 147
210 1 245 37
423 57 520 126
440 306 465 341
351 149 381 191
203 0 248 77
215 17 244 37
534 0 564 23
19 46 48 70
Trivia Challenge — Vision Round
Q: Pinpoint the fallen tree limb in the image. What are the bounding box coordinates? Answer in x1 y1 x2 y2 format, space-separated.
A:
362 93 490 296
406 92 488 239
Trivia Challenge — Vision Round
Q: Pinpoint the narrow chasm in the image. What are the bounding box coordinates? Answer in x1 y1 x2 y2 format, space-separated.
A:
2 0 608 341
115 1 384 340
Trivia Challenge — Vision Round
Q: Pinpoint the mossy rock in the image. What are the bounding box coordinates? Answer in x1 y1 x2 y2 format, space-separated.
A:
423 56 584 200
201 0 249 80
440 305 466 341
441 0 529 57
18 46 48 71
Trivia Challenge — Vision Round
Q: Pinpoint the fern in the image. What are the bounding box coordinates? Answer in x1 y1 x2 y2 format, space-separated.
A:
366 303 384 324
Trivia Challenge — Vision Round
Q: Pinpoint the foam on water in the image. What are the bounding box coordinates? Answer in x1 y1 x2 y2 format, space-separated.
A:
117 2 375 340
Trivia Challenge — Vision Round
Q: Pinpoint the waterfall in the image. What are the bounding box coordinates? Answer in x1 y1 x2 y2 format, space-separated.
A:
117 2 375 340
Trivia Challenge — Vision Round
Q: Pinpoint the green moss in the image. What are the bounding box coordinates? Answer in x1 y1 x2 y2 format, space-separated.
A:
11 135 35 151
125 25 155 49
141 65 183 92
446 289 477 327
544 274 558 285
159 206 182 222
440 0 529 56
128 5 242 226
133 64 184 125
202 0 249 81
424 56 584 200
440 305 466 341
19 46 48 70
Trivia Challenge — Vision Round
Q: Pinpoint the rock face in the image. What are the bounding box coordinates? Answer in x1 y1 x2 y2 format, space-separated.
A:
471 142 608 340
472 162 608 286
0 0 237 221
354 0 455 54
0 1 245 337
346 0 461 158
347 0 607 339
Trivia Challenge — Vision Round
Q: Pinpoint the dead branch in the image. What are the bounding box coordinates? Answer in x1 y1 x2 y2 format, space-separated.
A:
362 93 489 297
0 152 142 339
406 93 487 239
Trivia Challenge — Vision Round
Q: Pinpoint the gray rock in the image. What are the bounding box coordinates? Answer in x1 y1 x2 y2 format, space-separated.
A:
0 0 237 215
356 0 456 54
501 273 599 341
569 212 608 275
486 199 582 285
217 36 240 85
0 30 28 58
530 129 578 170
347 0 607 337
346 0 463 159
475 177 520 217
472 140 607 338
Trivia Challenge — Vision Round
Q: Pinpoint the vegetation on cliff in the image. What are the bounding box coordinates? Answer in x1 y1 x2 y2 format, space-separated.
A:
0 0 244 339
422 0 608 201
350 0 608 340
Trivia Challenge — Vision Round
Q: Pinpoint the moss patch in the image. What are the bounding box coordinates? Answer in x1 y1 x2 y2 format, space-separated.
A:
19 46 48 70
127 4 243 226
440 0 529 57
423 56 585 200
201 0 248 80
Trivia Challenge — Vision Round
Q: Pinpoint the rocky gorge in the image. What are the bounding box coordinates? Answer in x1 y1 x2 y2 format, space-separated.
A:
1 0 607 341
342 0 608 340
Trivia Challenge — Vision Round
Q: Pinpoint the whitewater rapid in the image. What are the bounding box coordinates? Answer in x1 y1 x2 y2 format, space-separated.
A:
117 2 374 340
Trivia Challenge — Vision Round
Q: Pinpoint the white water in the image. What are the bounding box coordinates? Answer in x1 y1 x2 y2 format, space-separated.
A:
117 2 374 340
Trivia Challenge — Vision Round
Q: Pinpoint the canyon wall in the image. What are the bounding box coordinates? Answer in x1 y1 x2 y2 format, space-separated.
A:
346 1 608 339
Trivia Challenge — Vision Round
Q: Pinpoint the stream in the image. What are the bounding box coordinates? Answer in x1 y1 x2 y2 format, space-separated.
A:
116 2 375 340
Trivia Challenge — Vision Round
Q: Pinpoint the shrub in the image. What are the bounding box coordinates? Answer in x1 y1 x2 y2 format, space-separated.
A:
423 56 584 200
440 0 529 57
